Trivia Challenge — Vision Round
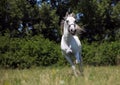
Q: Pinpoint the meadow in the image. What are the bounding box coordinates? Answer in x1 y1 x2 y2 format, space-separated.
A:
0 66 120 85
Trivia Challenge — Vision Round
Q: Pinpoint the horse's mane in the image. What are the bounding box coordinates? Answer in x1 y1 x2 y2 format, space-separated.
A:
60 19 64 35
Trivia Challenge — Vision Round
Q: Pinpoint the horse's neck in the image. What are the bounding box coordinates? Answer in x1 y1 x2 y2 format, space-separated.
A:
63 23 70 35
63 24 74 44
63 32 73 45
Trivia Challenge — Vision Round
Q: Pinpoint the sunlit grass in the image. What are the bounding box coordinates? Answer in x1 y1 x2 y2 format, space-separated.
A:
0 66 120 85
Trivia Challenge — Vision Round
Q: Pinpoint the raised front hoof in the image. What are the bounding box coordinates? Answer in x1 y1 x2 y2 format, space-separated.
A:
66 49 72 54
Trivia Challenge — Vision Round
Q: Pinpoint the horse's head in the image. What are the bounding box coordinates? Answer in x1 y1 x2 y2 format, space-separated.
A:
64 13 77 35
61 12 84 35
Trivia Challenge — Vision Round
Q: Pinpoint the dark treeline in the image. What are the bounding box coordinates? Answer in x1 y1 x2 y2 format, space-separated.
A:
0 0 120 42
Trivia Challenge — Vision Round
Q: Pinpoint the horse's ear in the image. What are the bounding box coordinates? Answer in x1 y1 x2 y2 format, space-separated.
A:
63 12 69 20
65 12 69 18
70 12 75 18
65 12 75 19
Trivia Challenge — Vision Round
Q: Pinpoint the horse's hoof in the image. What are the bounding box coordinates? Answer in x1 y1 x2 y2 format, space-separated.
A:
75 60 80 64
81 73 84 77
66 49 72 54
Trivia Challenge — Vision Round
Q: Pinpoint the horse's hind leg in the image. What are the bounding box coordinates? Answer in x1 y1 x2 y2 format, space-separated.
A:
65 55 78 77
79 55 84 76
75 52 84 76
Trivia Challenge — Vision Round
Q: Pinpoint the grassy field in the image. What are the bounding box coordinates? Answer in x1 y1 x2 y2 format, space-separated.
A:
0 66 120 85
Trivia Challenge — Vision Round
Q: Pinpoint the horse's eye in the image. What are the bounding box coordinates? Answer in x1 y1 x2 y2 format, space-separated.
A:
66 20 69 23
74 20 77 23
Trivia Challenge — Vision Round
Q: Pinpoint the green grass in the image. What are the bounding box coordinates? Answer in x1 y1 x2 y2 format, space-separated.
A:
0 66 120 85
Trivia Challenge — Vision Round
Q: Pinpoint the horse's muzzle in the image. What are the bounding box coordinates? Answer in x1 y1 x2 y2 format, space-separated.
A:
71 29 76 35
68 24 76 35
68 28 76 35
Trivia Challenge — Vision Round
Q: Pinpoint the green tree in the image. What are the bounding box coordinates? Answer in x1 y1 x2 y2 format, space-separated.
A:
0 0 61 41
37 3 60 42
77 0 120 42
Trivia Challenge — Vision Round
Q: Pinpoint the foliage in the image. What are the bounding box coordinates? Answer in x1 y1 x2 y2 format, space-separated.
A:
38 3 60 42
0 35 62 68
0 35 120 68
0 0 60 41
77 0 120 41
82 41 120 66
0 0 120 42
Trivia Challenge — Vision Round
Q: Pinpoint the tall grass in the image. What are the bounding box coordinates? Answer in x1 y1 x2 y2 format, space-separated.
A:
0 66 120 85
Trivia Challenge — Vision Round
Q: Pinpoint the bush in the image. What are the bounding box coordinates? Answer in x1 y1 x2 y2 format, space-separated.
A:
0 35 119 68
0 35 63 68
82 41 120 66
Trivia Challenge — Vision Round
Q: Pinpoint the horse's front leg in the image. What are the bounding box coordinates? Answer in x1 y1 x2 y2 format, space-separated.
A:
61 43 72 54
64 55 78 77
75 52 84 76
66 45 72 54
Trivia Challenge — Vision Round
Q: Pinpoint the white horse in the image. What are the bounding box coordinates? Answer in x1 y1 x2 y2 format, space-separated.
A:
61 12 83 76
